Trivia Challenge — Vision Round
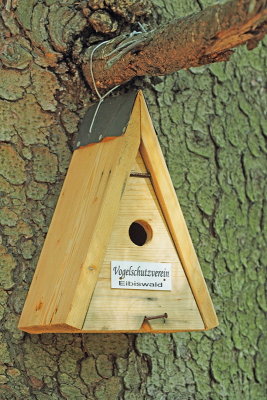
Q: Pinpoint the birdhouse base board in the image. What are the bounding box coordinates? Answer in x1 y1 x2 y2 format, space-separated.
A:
20 325 208 334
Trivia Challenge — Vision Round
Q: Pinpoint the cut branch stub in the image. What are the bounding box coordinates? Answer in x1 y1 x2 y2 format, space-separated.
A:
82 0 267 91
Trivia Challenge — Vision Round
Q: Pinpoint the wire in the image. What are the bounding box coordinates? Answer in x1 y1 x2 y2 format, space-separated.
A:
88 40 120 135
88 25 150 136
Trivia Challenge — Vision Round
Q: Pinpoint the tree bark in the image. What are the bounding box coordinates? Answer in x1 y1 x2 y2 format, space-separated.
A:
82 0 267 90
0 1 267 399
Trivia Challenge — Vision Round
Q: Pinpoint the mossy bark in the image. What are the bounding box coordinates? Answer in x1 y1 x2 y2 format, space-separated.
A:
0 1 266 399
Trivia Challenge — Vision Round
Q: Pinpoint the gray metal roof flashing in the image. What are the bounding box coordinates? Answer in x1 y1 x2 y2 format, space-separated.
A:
74 91 138 150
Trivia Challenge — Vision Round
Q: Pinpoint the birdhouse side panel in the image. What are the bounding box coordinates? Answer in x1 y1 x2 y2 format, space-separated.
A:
18 97 142 333
139 93 218 330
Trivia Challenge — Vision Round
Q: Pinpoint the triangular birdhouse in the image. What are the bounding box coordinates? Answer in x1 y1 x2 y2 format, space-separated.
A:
19 91 218 334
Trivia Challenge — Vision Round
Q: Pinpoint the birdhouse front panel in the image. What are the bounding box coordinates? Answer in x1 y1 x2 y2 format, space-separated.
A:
83 152 204 332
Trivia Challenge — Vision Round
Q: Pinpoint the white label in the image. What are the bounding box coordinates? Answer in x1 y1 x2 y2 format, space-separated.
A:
111 261 172 291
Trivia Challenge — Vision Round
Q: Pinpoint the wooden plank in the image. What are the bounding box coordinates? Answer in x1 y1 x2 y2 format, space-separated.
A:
18 94 141 333
82 152 204 332
139 92 218 330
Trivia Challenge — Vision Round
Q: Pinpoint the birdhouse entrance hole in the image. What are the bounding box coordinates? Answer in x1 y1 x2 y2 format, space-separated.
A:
129 220 152 246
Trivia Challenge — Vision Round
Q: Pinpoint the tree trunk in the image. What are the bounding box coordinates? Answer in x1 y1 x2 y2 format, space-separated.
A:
0 1 266 399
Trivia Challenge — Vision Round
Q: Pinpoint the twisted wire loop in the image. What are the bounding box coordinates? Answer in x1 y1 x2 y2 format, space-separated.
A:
88 25 149 135
88 40 120 134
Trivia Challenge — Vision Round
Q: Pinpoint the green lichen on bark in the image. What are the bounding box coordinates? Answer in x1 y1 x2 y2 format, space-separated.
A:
0 246 16 290
0 36 32 69
0 144 26 184
0 0 266 399
0 69 31 101
32 146 58 183
30 66 60 111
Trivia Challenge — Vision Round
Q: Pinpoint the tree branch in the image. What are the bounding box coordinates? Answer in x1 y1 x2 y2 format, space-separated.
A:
82 0 267 91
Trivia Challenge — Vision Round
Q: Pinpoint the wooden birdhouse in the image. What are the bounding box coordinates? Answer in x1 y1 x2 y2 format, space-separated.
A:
18 91 218 334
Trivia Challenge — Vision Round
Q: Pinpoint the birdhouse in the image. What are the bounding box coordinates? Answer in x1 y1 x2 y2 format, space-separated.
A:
18 91 218 334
